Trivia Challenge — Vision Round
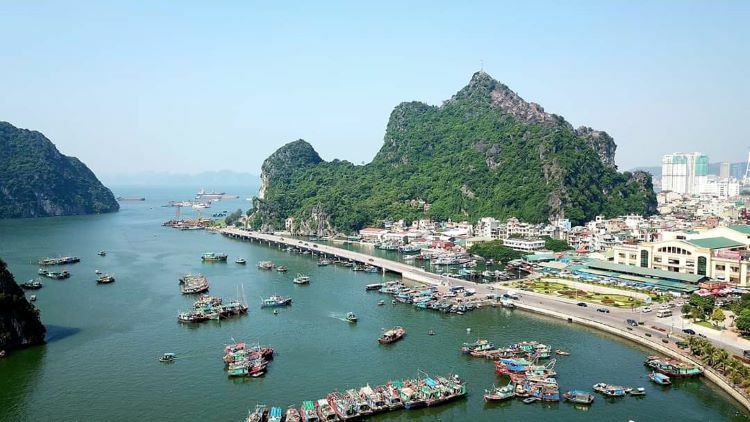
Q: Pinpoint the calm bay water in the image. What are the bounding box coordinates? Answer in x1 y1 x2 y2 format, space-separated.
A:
0 186 748 421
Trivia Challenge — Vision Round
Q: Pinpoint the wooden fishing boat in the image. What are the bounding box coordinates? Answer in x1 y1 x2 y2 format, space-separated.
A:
379 326 406 344
562 389 594 404
484 383 515 401
649 371 671 385
201 252 228 262
285 407 302 422
644 356 703 378
593 383 627 397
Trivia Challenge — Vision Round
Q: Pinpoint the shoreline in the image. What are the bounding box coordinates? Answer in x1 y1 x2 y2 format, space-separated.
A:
512 299 750 411
221 228 750 412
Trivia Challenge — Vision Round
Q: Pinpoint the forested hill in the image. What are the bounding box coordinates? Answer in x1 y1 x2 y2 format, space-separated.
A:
0 121 119 218
251 72 656 234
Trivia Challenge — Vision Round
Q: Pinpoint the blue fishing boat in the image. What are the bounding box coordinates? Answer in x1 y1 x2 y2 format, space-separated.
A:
593 383 627 397
260 295 292 308
563 389 594 404
268 406 283 422
649 371 671 385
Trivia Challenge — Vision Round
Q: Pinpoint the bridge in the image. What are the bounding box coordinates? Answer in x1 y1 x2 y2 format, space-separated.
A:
219 227 452 286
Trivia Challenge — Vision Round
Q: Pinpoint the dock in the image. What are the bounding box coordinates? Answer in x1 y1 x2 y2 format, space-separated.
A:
220 228 447 286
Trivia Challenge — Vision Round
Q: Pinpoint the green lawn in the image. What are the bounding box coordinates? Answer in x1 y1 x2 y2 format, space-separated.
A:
515 280 645 307
694 320 722 331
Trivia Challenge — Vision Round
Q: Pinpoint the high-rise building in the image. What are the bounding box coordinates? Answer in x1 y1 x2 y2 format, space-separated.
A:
661 152 709 194
720 162 730 179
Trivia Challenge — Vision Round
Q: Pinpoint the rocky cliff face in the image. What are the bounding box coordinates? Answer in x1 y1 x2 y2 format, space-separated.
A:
252 72 656 231
0 121 119 219
0 259 46 352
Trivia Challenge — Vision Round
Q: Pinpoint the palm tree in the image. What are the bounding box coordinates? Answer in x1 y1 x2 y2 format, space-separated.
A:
711 349 730 372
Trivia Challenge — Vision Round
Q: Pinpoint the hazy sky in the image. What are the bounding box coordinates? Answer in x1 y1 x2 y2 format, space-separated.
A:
1 1 748 176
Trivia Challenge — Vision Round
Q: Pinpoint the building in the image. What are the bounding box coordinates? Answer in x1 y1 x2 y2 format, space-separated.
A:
503 238 545 252
720 162 730 179
699 176 740 198
661 152 709 195
613 225 750 286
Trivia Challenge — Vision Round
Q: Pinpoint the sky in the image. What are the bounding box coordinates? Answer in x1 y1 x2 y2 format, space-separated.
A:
1 1 748 177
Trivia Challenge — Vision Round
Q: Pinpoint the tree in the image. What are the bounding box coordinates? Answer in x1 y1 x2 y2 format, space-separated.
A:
541 236 572 252
688 294 715 319
735 309 750 334
711 308 726 328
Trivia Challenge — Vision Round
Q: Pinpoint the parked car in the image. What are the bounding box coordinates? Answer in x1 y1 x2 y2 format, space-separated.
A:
626 319 638 327
596 308 610 313
682 328 696 335
641 307 653 313
576 302 588 307
744 350 750 359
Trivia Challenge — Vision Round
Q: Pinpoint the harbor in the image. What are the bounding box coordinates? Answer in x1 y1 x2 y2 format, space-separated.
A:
0 190 748 421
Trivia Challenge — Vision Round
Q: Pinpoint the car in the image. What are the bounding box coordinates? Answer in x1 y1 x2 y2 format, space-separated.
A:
576 302 588 307
743 350 750 359
682 328 696 335
596 308 610 313
487 286 495 290
641 307 653 313
626 319 638 327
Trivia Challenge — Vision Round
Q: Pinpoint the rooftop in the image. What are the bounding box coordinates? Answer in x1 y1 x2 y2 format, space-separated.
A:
729 224 750 235
585 260 706 284
687 237 744 249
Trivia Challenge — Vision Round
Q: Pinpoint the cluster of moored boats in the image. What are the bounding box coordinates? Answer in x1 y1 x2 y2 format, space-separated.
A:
245 372 466 422
371 281 482 315
38 268 71 279
38 256 80 266
224 342 275 378
177 294 249 323
179 274 210 294
462 339 559 361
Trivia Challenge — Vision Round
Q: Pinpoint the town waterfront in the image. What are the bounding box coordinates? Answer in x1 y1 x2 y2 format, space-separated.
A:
0 187 748 421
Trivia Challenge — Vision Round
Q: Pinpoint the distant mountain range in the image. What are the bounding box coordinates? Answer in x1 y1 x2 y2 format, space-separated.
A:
632 162 746 180
101 170 260 188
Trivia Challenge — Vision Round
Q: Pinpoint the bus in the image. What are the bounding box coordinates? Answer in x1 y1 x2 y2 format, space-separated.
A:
656 309 672 318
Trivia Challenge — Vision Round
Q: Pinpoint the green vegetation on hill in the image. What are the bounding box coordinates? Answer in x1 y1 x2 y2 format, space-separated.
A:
0 121 119 219
542 236 573 252
467 240 526 263
251 72 656 233
0 259 46 352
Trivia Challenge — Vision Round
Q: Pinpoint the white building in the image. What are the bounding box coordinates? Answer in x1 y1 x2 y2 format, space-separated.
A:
699 176 740 198
661 152 709 195
503 238 546 252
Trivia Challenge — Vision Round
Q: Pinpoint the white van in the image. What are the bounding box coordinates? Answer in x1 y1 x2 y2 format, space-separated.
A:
656 309 672 318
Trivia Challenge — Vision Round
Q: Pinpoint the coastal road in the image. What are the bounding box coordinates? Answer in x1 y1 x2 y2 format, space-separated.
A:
220 228 750 357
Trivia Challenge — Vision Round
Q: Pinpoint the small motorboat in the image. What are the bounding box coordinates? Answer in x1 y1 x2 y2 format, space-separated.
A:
391 299 396 305
428 330 435 336
276 266 288 273
273 310 279 315
649 371 671 385
346 312 358 323
97 251 106 256
555 349 570 356
378 300 385 306
293 274 310 285
20 280 43 290
629 387 646 396
522 397 539 404
29 295 37 302
95 269 102 275
235 258 247 265
159 353 176 363
97 274 115 284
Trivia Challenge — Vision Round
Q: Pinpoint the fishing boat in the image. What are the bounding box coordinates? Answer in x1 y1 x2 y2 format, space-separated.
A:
649 371 672 385
29 295 37 302
495 358 532 375
460 338 495 354
235 258 247 264
562 389 594 404
285 407 302 422
644 356 703 378
257 261 275 270
364 266 379 273
20 280 43 290
246 404 268 422
261 295 292 308
96 274 115 284
276 265 288 272
300 400 320 422
179 274 209 294
267 406 283 422
38 256 80 266
378 326 406 344
293 274 311 285
315 398 337 420
318 259 331 266
347 388 373 416
629 387 646 396
365 283 383 291
201 252 228 262
483 383 515 401
345 312 358 323
159 352 176 363
592 383 627 397
528 379 560 402
97 251 106 256
38 269 71 279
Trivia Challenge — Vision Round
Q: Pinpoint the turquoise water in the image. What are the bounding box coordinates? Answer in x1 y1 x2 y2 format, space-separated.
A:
0 186 748 421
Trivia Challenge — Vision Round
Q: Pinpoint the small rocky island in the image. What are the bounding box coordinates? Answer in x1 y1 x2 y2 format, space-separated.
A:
0 259 46 354
0 121 119 219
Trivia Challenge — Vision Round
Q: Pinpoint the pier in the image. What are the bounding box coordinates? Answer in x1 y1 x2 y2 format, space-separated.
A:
220 228 448 286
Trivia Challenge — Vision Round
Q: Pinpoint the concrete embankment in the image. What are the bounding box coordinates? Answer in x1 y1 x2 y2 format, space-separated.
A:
514 301 750 411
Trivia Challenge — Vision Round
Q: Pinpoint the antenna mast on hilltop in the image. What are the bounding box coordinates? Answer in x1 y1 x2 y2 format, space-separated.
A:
744 147 750 184
480 59 484 72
